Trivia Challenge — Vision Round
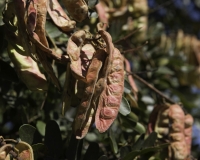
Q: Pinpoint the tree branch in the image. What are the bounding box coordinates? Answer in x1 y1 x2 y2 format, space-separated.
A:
126 71 176 104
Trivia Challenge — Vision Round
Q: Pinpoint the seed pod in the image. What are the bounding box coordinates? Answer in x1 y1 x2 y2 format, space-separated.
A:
4 2 48 91
73 49 107 139
15 141 34 160
67 30 90 81
95 29 124 133
148 104 170 139
47 0 76 32
148 103 191 159
25 0 61 90
168 104 188 160
184 114 193 155
124 58 138 99
62 0 88 22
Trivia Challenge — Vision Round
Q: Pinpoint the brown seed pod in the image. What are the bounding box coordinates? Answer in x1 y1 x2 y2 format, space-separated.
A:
47 0 76 32
62 0 88 22
148 104 191 159
73 49 107 139
148 103 170 139
184 114 193 155
25 0 62 90
67 30 88 81
4 2 48 91
168 104 188 160
95 28 124 133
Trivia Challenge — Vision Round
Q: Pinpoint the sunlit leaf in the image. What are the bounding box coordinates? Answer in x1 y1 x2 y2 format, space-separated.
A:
119 96 131 116
127 111 138 122
156 66 174 75
36 120 46 136
124 80 132 94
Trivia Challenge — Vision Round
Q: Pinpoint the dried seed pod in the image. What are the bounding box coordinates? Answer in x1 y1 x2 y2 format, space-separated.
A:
62 0 88 22
148 103 192 159
168 104 188 160
25 0 62 90
47 0 76 32
184 114 193 155
73 49 107 139
62 43 96 115
4 2 48 91
15 141 34 160
67 30 90 81
124 58 138 99
148 104 170 139
95 29 124 133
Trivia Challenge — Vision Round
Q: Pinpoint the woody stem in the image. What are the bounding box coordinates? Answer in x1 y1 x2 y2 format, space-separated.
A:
127 71 176 104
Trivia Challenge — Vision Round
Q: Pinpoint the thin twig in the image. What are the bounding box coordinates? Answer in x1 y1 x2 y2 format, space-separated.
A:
122 47 142 54
114 28 142 44
122 41 148 54
126 71 176 104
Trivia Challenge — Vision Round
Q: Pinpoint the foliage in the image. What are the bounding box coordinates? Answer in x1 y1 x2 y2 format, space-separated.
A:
0 0 200 159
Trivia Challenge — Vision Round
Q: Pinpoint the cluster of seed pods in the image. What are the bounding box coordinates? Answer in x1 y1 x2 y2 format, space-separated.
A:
65 24 124 139
2 0 125 138
3 0 90 92
148 103 193 160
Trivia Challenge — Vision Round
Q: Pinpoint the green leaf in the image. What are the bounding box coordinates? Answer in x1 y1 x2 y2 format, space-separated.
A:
36 120 46 136
125 115 145 134
85 132 98 142
142 132 157 149
119 97 131 116
120 146 130 158
156 66 174 75
124 80 132 94
125 93 138 108
134 122 146 134
45 21 62 38
158 58 169 66
127 111 138 122
83 142 99 160
132 134 145 150
109 129 118 154
19 124 36 145
88 0 99 9
66 134 83 160
44 120 62 159
123 143 169 160
88 11 99 18
98 155 108 160
32 143 45 160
